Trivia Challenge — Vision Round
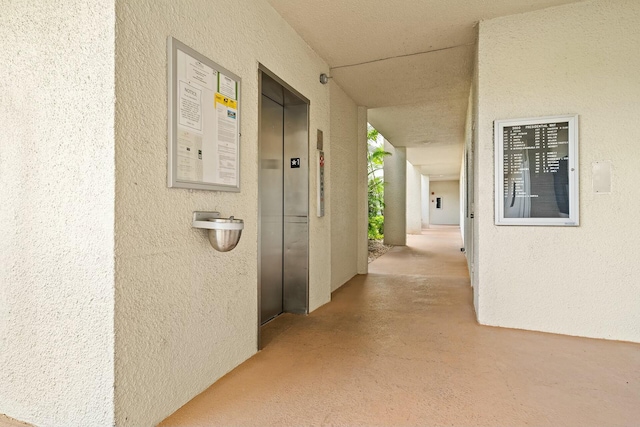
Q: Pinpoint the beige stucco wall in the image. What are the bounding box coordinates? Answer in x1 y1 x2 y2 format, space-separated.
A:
429 181 460 225
0 1 115 426
114 0 333 425
330 83 359 291
406 162 422 234
476 0 640 342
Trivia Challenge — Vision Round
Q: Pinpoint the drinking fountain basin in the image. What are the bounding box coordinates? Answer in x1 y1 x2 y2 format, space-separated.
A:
192 211 244 252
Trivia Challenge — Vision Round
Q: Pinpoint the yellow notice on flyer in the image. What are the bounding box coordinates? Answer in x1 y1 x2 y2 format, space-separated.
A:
215 93 238 109
214 92 238 185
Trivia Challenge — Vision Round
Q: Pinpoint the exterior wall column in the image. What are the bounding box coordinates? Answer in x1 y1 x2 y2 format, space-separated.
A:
357 107 369 274
421 175 430 228
406 161 422 234
383 139 407 245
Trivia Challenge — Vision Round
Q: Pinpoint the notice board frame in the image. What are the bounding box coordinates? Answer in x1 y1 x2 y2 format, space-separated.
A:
494 114 579 226
167 37 241 192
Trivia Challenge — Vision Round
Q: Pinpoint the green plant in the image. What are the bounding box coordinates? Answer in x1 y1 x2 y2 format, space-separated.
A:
368 176 384 217
367 125 391 239
368 215 385 240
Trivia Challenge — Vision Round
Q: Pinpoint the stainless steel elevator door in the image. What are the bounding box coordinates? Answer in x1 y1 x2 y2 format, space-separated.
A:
283 101 309 314
259 69 309 327
260 95 284 323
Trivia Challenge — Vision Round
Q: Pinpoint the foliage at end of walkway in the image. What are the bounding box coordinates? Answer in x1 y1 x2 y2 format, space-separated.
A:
367 125 391 239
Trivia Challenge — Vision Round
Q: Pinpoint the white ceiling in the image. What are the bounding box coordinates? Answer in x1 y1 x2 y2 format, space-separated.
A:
267 0 582 179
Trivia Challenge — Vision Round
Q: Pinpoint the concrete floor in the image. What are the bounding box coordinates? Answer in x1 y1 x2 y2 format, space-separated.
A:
0 415 32 427
160 226 640 426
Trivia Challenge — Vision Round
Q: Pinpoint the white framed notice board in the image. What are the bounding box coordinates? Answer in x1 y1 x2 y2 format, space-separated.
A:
495 114 579 226
167 37 241 192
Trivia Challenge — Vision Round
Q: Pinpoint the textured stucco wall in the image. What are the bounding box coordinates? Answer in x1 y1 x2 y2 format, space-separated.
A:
0 1 115 426
383 140 407 245
429 181 460 225
406 162 422 234
477 0 640 341
114 1 331 425
330 83 359 292
421 175 430 228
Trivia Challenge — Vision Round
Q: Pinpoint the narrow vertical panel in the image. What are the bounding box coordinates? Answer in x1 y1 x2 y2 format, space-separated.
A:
283 98 309 314
259 95 284 323
283 220 308 314
592 161 612 194
283 102 309 217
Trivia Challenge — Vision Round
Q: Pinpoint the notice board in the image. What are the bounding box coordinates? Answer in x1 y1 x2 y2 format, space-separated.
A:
167 37 241 191
495 115 579 226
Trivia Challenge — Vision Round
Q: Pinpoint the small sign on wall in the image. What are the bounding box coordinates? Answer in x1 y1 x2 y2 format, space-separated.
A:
592 161 611 194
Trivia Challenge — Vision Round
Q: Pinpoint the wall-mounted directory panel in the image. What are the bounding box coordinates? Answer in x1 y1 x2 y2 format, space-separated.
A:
167 37 241 191
495 115 579 226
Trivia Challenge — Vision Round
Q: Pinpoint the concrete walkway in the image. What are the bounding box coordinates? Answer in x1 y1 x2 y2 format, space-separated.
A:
161 226 640 426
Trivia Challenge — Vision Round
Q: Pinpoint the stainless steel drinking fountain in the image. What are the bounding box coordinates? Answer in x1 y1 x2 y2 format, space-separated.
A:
192 211 244 252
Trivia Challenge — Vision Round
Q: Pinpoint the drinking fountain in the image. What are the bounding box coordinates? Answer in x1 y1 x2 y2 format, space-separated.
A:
192 211 244 252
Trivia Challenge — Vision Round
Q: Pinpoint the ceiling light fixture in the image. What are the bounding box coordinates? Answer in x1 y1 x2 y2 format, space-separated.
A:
319 73 332 84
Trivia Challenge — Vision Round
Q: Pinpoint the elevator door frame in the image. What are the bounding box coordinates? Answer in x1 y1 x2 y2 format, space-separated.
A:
257 64 310 350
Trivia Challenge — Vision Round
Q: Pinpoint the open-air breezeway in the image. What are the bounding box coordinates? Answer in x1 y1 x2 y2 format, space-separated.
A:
3 1 640 425
160 227 640 426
